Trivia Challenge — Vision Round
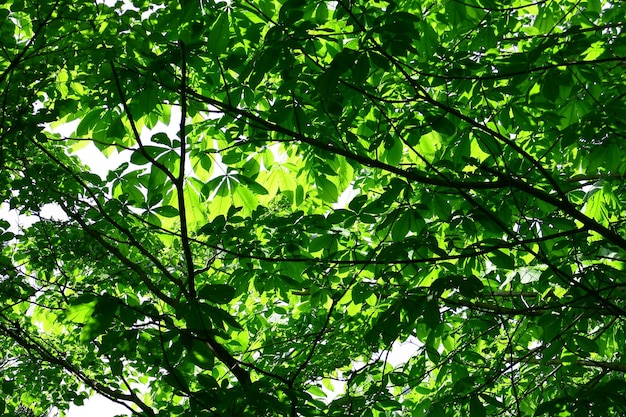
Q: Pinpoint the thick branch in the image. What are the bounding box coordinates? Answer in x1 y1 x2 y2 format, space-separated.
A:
205 336 252 386
176 40 196 299
108 61 178 185
186 88 626 251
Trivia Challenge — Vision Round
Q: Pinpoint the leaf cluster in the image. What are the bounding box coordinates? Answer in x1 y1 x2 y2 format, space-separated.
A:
1 0 626 416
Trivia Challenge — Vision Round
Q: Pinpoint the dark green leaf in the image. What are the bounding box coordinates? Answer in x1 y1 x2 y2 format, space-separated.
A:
153 205 179 217
198 284 237 304
207 12 230 56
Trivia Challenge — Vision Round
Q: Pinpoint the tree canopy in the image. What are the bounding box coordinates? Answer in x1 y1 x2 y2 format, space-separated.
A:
2 0 626 416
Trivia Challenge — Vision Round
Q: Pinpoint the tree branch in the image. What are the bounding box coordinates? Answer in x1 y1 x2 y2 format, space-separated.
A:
176 40 196 299
508 357 626 373
0 316 155 416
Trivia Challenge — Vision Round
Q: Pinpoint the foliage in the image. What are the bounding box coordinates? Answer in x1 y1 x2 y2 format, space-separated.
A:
2 0 626 416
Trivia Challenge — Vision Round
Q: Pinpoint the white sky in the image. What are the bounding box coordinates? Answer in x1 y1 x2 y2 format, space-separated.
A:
66 396 130 417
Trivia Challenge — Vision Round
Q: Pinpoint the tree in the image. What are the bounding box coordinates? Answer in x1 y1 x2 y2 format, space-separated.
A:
1 0 625 415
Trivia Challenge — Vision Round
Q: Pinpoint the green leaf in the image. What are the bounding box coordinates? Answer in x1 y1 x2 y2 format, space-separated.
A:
163 369 189 393
427 115 456 136
106 116 126 139
391 211 410 242
352 54 370 84
153 205 179 218
573 335 598 354
66 296 97 324
186 339 215 370
469 396 486 417
385 136 404 166
207 12 230 56
587 0 602 12
198 284 237 304
279 0 306 24
80 298 118 343
6 1 626 415
316 176 338 203
308 386 326 397
177 301 213 334
233 185 258 212
152 132 172 146
457 275 484 298
130 146 167 165
423 299 441 329
488 250 515 270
